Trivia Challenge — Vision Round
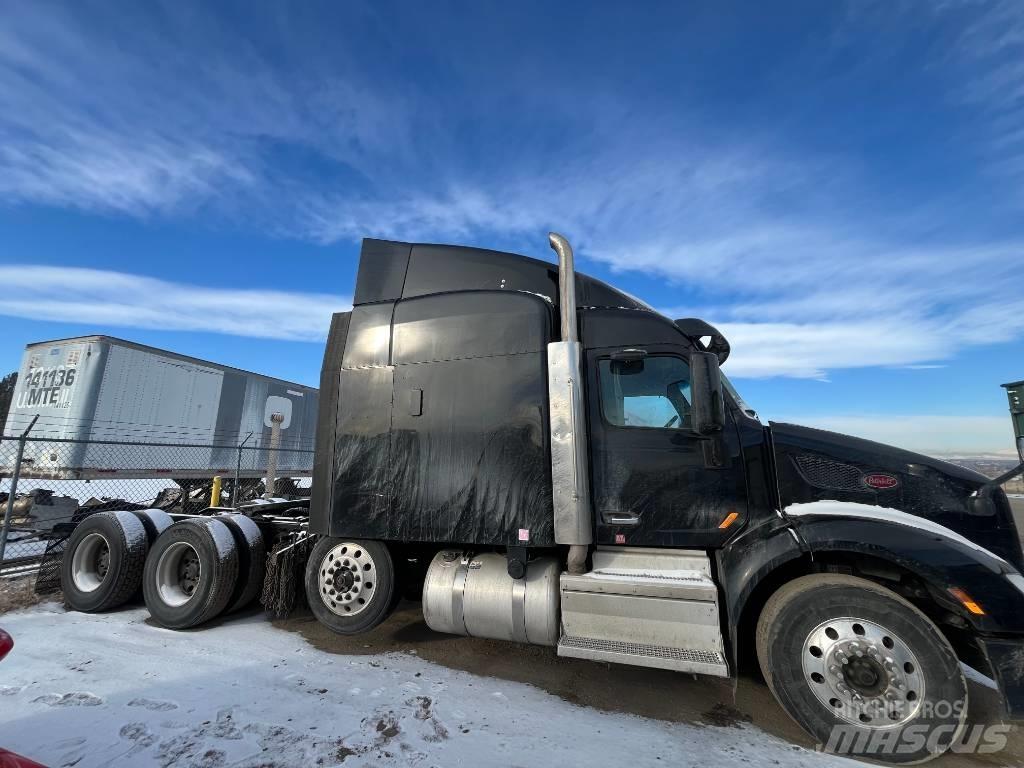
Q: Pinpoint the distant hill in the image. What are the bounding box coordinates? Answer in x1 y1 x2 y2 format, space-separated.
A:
944 456 1024 494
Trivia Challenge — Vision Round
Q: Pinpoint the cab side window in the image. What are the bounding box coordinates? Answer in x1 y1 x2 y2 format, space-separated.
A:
598 356 692 429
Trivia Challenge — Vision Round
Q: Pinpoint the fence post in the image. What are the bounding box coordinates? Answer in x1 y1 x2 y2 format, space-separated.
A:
0 415 39 566
234 431 253 509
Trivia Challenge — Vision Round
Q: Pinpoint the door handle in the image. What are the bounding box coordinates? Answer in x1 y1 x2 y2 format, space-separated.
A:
603 512 640 526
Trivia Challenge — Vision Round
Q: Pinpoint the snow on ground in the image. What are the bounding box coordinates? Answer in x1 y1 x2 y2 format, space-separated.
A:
0 602 857 768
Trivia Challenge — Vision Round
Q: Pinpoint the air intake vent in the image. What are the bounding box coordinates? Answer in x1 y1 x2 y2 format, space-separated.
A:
793 454 865 492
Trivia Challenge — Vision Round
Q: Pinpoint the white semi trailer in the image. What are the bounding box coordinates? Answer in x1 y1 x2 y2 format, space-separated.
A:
3 336 318 480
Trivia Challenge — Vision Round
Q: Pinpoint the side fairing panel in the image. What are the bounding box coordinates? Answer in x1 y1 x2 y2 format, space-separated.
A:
390 354 554 545
324 288 555 546
310 312 351 535
328 366 395 536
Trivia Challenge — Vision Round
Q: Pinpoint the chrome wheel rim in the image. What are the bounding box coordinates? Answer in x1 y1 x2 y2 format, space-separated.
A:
318 542 376 617
802 617 925 728
155 541 201 607
71 532 110 593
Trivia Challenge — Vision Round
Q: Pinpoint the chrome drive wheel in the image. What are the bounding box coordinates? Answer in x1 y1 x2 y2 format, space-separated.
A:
802 617 925 728
758 574 967 763
305 537 396 635
317 541 378 616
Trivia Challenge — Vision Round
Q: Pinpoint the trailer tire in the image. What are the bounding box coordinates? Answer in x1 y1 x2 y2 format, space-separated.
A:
61 510 148 613
131 508 174 545
217 514 266 613
143 518 239 629
757 574 967 763
305 538 396 635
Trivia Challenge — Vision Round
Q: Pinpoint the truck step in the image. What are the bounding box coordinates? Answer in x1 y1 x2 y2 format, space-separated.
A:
557 635 729 677
563 568 717 601
558 547 727 677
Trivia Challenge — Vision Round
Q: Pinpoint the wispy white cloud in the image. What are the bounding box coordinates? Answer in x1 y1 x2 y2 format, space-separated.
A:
0 266 348 341
1 2 1024 386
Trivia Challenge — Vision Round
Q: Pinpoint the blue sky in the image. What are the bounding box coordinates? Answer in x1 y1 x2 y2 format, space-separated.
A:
1 1 1023 454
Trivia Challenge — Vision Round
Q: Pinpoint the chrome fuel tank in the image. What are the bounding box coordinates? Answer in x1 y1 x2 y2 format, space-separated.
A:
422 551 559 646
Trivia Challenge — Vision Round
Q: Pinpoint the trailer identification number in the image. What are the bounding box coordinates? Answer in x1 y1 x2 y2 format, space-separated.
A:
16 365 78 409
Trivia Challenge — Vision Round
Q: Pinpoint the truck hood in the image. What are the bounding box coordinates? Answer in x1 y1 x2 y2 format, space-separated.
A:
770 422 1024 569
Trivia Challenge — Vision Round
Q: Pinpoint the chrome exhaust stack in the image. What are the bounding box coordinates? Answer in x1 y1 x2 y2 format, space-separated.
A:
547 233 592 574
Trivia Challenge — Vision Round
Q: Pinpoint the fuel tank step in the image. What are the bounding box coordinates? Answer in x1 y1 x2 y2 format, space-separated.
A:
558 635 728 676
557 547 728 677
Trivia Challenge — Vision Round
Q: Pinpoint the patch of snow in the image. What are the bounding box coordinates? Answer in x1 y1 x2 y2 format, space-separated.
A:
785 501 1011 569
0 602 856 768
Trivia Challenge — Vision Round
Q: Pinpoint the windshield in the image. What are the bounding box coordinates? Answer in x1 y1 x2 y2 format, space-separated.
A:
722 373 758 420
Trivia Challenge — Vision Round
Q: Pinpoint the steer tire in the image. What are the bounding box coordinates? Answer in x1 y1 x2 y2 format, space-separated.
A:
305 537 396 635
217 514 266 613
143 518 239 629
61 510 148 613
757 574 967 763
131 508 174 545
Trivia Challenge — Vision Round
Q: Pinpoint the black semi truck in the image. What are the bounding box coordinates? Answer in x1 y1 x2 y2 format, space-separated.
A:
58 234 1024 762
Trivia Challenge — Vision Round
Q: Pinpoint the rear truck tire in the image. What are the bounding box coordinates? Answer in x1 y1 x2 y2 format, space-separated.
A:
61 510 148 612
217 514 266 613
305 537 396 635
143 518 239 629
756 574 967 764
131 508 174 545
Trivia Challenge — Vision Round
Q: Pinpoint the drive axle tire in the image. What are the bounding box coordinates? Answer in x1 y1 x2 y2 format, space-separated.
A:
143 518 239 629
217 514 266 613
131 508 174 544
757 574 967 763
305 537 396 635
61 510 148 612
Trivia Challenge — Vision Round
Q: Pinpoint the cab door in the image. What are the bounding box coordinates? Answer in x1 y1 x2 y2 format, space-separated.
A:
585 344 748 548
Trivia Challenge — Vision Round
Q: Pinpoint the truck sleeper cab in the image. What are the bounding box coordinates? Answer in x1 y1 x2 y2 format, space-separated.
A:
306 233 1024 763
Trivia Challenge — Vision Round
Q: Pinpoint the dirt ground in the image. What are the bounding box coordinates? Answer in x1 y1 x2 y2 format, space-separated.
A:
277 601 1024 768
0 574 49 614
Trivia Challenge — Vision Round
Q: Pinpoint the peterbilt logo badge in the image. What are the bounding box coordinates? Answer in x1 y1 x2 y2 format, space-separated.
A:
863 473 899 490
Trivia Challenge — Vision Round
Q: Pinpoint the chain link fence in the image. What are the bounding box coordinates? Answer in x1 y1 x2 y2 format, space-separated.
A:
0 432 314 576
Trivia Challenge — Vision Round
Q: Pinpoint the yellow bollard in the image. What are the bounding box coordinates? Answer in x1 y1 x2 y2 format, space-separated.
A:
211 475 222 507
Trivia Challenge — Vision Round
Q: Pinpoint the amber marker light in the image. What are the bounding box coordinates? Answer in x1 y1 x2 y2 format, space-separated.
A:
718 512 739 529
948 587 986 616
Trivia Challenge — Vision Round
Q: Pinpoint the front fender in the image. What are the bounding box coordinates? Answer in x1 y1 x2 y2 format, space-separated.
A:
716 514 807 666
790 505 1024 635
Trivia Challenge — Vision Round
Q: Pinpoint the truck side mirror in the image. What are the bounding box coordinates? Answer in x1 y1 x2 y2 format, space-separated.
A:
690 351 725 435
